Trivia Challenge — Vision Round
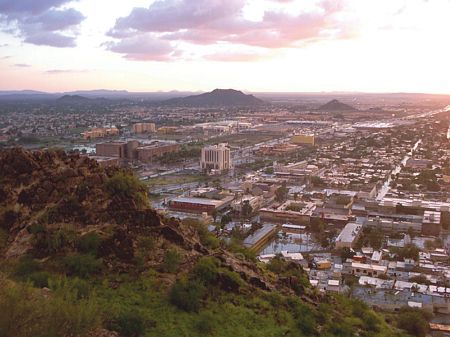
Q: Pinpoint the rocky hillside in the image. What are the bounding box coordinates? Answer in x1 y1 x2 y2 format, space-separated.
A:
0 148 276 288
0 148 411 337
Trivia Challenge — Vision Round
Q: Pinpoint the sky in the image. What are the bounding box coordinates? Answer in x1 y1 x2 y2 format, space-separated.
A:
0 0 449 93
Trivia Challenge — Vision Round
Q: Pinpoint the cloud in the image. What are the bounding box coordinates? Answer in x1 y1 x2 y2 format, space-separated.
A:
106 0 348 61
24 32 77 48
205 51 265 62
104 34 177 61
109 0 245 36
44 68 90 74
0 0 85 47
0 0 70 14
14 63 31 67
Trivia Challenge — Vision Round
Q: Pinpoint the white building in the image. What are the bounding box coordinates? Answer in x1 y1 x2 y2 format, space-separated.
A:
351 262 387 277
335 222 363 249
201 143 232 173
231 195 262 213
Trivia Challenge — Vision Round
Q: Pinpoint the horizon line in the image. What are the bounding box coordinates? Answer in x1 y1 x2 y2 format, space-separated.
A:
1 88 450 96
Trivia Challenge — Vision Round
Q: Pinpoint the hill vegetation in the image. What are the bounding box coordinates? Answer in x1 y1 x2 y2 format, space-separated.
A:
0 148 419 337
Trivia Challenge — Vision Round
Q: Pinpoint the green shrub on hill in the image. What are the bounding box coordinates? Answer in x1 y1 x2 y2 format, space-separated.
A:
106 172 149 208
64 254 102 278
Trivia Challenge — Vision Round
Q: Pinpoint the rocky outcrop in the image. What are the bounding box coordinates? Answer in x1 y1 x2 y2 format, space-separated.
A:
0 148 306 294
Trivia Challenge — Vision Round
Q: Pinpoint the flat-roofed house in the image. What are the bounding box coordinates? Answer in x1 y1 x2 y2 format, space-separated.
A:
335 223 363 249
351 262 387 277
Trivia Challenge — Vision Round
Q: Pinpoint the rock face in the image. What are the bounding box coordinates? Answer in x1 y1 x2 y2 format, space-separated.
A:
0 148 173 261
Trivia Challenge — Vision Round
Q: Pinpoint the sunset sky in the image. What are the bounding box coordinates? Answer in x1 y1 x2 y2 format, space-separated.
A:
0 0 449 93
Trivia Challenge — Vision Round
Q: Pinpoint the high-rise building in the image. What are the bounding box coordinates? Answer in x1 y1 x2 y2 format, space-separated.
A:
200 143 232 173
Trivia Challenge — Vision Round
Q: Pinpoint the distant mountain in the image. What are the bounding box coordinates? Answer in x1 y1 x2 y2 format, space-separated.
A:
0 90 47 95
64 89 200 101
0 90 200 102
163 89 264 106
317 99 357 111
0 90 58 101
56 94 91 103
65 89 129 98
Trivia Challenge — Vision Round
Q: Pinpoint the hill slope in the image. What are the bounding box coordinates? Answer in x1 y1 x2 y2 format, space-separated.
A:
163 89 264 107
0 148 411 337
318 99 357 111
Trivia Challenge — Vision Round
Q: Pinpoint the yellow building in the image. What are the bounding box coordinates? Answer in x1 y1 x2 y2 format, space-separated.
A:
81 127 119 140
158 126 178 134
291 134 315 146
132 122 156 134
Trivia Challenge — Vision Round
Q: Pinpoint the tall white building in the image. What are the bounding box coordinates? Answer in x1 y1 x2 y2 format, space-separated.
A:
201 143 232 173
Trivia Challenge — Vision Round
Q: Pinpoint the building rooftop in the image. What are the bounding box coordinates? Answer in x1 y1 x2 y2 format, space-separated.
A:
243 223 277 247
170 197 225 207
352 262 387 273
336 222 362 244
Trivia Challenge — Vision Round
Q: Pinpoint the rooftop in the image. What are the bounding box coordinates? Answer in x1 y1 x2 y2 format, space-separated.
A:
336 222 362 244
170 197 225 207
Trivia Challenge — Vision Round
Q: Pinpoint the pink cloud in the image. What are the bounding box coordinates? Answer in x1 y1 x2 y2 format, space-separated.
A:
104 34 177 61
106 0 349 61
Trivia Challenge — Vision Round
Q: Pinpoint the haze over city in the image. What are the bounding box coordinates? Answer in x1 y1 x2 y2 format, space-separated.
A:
0 0 449 93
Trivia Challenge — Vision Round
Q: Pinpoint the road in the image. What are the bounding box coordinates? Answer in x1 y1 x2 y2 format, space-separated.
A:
375 139 422 201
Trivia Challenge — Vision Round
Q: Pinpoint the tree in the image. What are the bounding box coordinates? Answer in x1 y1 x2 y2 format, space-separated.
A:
395 243 420 261
424 240 435 251
170 277 205 312
106 172 148 208
241 200 253 219
211 209 218 223
220 214 232 226
109 311 145 337
162 249 181 273
368 230 384 250
407 227 416 239
396 308 432 337
310 176 324 187
275 181 289 202
293 192 299 201
340 247 356 261
409 275 430 285
64 254 102 278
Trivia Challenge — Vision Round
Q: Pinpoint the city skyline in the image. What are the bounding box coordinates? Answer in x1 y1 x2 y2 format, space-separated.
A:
0 0 449 94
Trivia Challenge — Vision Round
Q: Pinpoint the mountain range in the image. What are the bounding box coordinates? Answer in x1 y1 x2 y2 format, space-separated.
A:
0 88 266 107
0 89 200 102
